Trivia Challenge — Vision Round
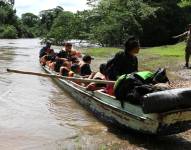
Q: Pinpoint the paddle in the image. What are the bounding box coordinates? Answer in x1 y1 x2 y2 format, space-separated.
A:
7 68 115 85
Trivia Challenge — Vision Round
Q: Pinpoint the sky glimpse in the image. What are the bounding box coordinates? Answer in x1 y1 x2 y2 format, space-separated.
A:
14 0 89 17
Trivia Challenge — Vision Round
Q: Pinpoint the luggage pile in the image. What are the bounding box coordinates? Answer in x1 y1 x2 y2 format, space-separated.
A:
114 68 191 113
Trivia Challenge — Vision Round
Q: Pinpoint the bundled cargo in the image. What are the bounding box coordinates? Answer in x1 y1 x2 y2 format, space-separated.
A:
142 88 191 113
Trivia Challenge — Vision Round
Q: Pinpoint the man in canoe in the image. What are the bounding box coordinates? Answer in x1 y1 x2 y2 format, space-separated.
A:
105 36 140 80
39 41 52 58
173 24 191 68
57 42 81 60
54 42 81 72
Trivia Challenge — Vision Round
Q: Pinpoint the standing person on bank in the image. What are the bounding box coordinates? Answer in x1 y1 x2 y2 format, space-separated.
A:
173 24 191 68
105 36 140 81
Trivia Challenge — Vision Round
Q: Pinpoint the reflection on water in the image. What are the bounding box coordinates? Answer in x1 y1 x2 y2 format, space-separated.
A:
0 39 190 149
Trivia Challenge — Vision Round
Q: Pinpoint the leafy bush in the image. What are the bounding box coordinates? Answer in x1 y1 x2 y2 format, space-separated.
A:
0 25 18 39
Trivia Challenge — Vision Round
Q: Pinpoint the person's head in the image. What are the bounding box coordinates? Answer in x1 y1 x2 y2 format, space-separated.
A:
46 41 52 48
46 48 54 55
60 67 69 76
63 61 71 69
70 56 80 64
71 63 80 73
124 36 140 55
64 42 72 52
82 55 94 64
99 63 106 75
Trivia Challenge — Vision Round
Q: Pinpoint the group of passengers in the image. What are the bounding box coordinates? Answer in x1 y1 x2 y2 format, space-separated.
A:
39 42 94 77
39 37 140 95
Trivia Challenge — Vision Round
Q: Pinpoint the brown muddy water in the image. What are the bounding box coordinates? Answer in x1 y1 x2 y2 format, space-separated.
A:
0 39 191 150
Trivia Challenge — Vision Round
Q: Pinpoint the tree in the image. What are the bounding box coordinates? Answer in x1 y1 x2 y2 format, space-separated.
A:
48 11 75 43
0 0 14 5
21 13 39 27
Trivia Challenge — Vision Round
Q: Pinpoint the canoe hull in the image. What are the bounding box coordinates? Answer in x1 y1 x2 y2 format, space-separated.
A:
42 66 191 135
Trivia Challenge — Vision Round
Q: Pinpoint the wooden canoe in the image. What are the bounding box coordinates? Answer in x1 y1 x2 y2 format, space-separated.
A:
42 66 191 135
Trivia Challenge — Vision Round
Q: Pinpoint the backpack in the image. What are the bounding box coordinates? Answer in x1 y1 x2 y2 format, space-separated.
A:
114 69 169 107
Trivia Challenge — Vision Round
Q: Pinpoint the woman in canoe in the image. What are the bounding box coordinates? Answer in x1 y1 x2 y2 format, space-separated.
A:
105 36 140 95
105 36 140 80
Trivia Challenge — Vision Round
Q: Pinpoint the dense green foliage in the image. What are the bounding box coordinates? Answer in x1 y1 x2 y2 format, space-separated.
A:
0 25 17 38
39 0 191 46
1 0 191 47
0 1 40 38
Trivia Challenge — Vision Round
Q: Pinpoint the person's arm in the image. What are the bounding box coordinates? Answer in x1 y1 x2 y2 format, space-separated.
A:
172 31 188 39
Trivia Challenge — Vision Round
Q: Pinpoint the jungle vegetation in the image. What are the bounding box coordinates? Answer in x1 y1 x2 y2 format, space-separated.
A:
0 0 191 46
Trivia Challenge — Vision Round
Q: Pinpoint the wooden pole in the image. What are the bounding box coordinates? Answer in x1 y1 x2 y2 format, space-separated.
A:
7 68 115 84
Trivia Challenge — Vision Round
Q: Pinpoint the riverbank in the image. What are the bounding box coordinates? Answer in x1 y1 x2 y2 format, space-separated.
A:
84 42 191 88
84 42 184 69
85 42 190 79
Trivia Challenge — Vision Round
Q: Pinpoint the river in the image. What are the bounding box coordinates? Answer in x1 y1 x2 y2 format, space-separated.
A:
0 39 191 150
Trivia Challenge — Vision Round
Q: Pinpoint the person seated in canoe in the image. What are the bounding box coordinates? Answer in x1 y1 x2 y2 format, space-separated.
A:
45 49 57 66
86 63 107 91
54 42 81 72
79 55 94 76
71 63 81 75
40 49 56 66
54 42 72 72
59 61 74 76
39 41 52 58
70 56 80 64
104 36 140 95
58 42 81 60
105 36 140 80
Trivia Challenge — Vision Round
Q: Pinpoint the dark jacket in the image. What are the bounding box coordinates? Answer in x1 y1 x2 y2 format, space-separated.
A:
80 63 92 76
106 51 138 80
57 50 68 58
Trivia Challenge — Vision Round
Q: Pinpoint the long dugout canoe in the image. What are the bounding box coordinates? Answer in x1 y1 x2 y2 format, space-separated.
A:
42 65 191 135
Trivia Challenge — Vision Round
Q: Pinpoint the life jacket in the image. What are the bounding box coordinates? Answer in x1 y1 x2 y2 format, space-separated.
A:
134 71 154 83
114 71 154 90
